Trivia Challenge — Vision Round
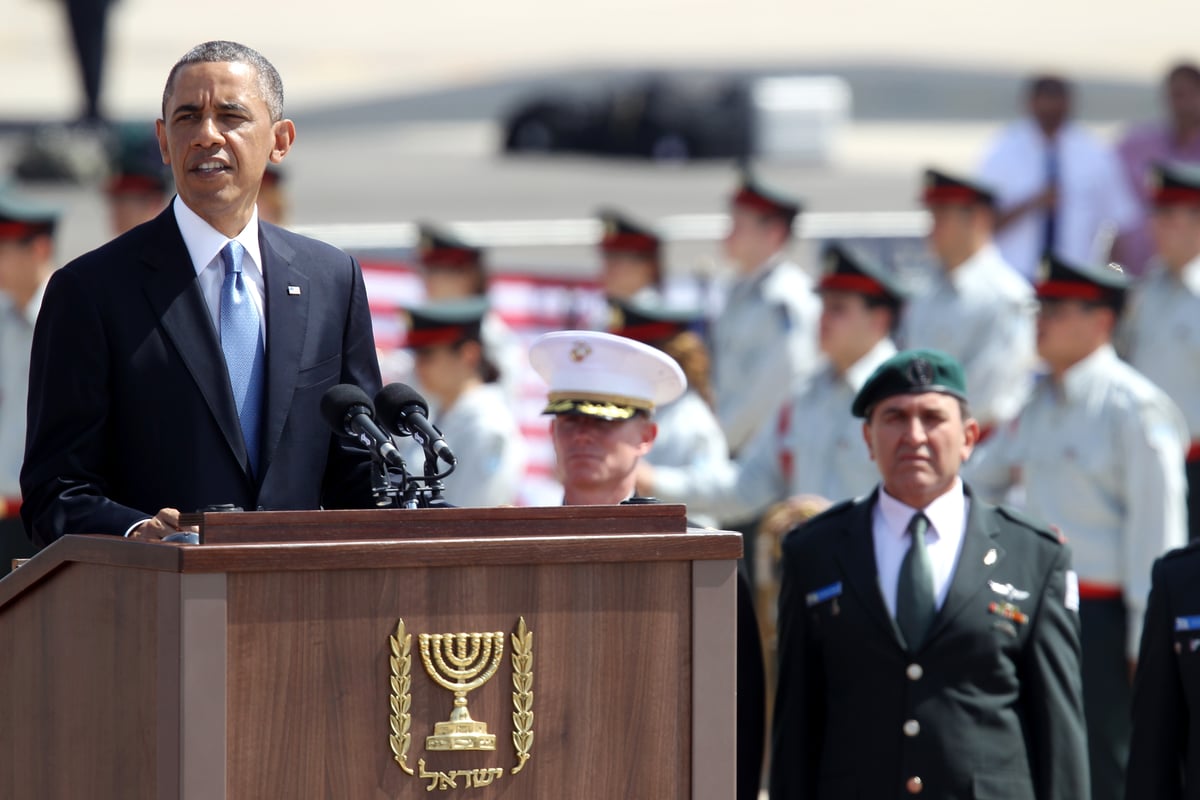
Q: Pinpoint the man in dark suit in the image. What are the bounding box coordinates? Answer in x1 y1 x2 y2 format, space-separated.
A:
20 40 382 545
770 349 1088 799
1127 543 1200 799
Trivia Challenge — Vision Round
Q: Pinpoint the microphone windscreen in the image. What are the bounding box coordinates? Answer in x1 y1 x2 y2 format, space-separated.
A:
320 384 374 433
376 383 431 420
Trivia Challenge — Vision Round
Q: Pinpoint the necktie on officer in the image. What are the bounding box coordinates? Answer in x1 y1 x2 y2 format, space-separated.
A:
897 512 936 649
219 240 264 477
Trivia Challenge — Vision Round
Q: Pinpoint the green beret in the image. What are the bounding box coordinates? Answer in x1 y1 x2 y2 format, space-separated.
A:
852 348 968 418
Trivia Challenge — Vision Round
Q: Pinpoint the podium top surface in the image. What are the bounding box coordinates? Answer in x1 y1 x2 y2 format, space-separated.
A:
0 505 741 609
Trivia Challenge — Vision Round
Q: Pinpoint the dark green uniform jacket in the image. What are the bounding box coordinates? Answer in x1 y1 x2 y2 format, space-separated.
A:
1127 542 1200 800
770 484 1088 800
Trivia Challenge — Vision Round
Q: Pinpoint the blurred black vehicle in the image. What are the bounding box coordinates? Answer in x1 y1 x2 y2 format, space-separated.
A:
501 74 752 161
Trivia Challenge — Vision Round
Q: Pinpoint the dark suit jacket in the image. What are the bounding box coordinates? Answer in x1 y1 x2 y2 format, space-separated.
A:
770 484 1088 800
20 206 382 545
1127 544 1200 800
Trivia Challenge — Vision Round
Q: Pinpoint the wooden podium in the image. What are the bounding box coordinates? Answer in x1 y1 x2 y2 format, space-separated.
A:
0 505 741 799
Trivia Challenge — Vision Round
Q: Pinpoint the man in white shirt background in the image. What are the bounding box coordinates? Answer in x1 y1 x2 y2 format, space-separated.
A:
978 74 1139 280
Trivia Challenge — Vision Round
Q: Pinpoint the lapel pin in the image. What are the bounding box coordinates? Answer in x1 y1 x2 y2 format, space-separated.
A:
983 549 998 566
287 285 302 296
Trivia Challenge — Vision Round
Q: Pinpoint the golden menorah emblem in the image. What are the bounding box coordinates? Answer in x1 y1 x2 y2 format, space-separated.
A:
418 630 505 751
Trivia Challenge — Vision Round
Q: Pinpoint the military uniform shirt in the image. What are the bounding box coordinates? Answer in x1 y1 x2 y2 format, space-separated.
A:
0 282 44 498
1121 254 1200 438
966 344 1188 655
652 338 895 524
396 383 526 508
712 254 820 454
644 389 727 528
899 243 1035 428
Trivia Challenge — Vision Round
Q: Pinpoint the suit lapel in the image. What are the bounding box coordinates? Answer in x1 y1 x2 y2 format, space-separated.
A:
834 490 905 645
923 488 1006 646
259 224 309 480
140 209 250 473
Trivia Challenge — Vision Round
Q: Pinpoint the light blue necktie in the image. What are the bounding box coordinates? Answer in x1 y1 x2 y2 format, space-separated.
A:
219 240 264 476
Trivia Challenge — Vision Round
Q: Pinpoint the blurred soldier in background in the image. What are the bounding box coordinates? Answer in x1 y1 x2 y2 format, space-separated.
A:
414 222 524 403
0 191 59 573
967 256 1188 800
772 348 1087 800
607 298 727 527
597 208 662 303
638 242 903 528
399 299 525 507
901 169 1035 436
711 171 820 456
979 74 1138 279
1120 163 1200 540
104 127 171 236
257 164 289 226
1113 62 1200 276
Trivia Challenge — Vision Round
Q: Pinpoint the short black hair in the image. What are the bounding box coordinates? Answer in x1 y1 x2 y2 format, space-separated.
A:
162 40 284 122
1028 74 1071 99
1168 62 1200 85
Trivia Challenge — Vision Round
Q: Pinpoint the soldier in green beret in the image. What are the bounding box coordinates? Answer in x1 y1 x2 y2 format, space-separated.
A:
771 348 1088 800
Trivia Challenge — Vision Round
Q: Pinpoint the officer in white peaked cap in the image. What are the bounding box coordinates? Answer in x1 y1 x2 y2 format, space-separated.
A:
530 330 685 505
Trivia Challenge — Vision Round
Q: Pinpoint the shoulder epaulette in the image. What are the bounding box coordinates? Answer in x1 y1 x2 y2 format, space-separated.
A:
996 505 1062 544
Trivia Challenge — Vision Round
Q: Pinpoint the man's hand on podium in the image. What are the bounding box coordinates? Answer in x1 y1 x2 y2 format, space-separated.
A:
129 508 199 543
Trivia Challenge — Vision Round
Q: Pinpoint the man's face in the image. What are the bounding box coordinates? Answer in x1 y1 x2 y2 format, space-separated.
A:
926 203 974 266
551 413 656 494
1167 72 1200 129
1036 299 1107 369
423 266 483 301
818 291 881 362
1030 88 1070 133
1150 203 1200 270
723 206 782 270
863 392 977 508
601 252 658 300
0 236 41 298
156 60 293 236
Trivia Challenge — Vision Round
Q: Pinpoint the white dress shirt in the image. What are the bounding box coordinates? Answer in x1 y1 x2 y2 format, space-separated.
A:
872 478 969 618
173 195 266 340
978 119 1138 280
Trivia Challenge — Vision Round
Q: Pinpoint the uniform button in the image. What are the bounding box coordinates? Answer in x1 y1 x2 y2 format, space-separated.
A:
906 663 923 680
903 719 921 737
906 776 923 794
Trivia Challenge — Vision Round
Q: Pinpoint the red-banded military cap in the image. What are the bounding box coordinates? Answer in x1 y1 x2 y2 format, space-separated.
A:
597 209 660 256
1035 255 1128 310
730 170 801 221
0 187 58 240
606 298 701 344
1148 162 1200 206
105 128 170 196
401 297 487 349
922 168 996 208
817 242 907 307
416 222 484 269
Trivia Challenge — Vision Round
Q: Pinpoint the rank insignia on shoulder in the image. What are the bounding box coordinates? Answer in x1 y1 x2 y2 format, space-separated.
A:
1175 615 1200 632
806 581 843 607
988 601 1028 625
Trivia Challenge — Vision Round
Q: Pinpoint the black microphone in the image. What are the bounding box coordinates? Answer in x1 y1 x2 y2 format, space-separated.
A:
375 383 457 466
320 384 405 469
